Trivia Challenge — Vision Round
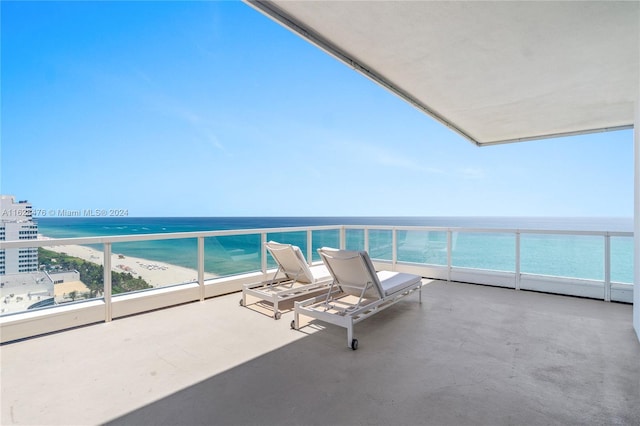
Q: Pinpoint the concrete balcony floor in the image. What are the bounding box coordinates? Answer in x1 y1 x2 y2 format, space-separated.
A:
2 280 639 426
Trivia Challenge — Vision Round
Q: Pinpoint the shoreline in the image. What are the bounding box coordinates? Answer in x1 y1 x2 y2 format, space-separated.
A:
39 236 216 287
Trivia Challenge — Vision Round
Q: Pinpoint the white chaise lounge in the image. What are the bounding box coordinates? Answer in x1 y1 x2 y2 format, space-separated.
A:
240 241 332 319
292 247 423 350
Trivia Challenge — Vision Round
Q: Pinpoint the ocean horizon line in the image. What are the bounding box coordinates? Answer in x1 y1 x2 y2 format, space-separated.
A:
36 216 634 233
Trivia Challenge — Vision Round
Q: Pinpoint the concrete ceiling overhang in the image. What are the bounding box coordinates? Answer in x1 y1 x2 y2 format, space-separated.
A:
246 1 639 146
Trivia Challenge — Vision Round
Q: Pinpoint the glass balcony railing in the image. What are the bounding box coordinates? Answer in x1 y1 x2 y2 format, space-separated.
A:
0 224 634 325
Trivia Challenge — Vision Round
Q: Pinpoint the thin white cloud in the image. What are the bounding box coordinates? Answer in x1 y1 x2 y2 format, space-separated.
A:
132 67 154 86
336 139 443 174
163 103 228 153
456 167 486 179
199 126 227 153
138 86 228 153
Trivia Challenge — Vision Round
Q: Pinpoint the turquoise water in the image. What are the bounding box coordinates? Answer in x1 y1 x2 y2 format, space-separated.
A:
36 217 634 283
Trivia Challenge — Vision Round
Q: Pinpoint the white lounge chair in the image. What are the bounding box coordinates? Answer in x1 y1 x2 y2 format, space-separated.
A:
240 241 332 319
292 247 423 350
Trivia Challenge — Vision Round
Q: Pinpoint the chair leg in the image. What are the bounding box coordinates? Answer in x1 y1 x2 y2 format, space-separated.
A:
347 321 356 349
292 304 299 330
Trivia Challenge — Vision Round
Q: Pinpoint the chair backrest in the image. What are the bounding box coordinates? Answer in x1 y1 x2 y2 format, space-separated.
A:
265 241 315 283
317 247 383 300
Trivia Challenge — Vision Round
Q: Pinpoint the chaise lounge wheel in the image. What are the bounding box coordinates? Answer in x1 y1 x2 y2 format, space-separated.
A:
274 311 282 320
351 339 359 351
290 320 296 330
239 299 244 307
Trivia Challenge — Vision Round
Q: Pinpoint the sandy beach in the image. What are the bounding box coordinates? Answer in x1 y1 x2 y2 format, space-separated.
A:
42 239 216 288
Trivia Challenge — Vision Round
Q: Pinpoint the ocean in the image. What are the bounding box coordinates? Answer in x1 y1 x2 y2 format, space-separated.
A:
36 217 634 283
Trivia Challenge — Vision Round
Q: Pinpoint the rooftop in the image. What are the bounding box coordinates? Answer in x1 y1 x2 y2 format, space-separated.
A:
2 280 638 425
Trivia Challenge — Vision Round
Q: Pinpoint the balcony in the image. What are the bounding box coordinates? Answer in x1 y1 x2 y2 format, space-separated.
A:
1 224 638 424
2 279 638 425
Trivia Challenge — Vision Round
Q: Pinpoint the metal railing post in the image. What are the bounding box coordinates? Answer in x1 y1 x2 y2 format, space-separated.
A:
447 230 452 282
392 228 397 270
604 234 611 302
307 229 313 263
261 233 267 273
340 226 346 249
515 231 521 290
364 227 369 252
103 242 112 322
198 237 205 301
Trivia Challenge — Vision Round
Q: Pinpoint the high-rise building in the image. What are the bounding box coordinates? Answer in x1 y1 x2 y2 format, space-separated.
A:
0 195 38 275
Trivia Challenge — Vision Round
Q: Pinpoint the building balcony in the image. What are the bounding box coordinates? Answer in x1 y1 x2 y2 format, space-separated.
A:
1 224 638 424
2 278 638 425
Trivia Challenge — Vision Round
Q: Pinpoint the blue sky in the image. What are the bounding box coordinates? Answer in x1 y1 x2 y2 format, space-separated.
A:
1 1 634 218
